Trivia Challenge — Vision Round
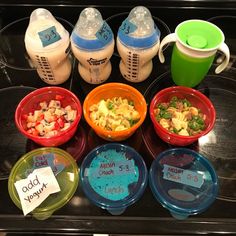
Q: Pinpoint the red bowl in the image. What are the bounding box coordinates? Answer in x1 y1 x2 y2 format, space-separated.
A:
15 87 82 147
149 86 216 146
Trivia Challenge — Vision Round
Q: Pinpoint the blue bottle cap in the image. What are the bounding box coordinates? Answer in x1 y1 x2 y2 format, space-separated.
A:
71 21 114 50
80 143 148 215
149 148 218 219
71 8 114 50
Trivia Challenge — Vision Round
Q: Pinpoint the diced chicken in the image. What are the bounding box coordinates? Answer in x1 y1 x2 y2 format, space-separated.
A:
54 108 65 116
44 121 56 133
48 100 61 108
66 110 77 122
61 122 71 131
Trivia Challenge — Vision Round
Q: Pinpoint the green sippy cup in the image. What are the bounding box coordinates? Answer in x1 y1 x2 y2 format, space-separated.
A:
158 19 230 87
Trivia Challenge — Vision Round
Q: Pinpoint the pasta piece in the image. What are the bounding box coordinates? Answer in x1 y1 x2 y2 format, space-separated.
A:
155 96 206 136
160 118 170 129
89 97 140 131
178 129 189 136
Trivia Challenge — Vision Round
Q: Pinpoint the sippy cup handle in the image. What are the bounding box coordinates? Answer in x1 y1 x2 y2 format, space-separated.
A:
215 42 230 74
158 33 177 63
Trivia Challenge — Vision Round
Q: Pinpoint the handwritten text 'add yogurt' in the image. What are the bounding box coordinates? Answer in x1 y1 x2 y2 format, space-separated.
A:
21 175 48 203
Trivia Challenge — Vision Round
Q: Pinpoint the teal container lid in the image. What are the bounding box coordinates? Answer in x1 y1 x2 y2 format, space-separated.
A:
8 147 79 215
80 143 148 215
149 148 218 219
176 20 224 50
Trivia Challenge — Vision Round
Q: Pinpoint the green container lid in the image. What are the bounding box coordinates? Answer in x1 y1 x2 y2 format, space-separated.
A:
8 147 79 220
176 20 224 50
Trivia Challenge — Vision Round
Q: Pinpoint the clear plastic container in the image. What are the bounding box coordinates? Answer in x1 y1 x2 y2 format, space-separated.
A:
149 148 218 219
80 143 148 215
8 147 79 220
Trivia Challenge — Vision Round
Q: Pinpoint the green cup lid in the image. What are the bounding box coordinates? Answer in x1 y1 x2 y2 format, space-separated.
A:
186 35 208 49
176 20 224 50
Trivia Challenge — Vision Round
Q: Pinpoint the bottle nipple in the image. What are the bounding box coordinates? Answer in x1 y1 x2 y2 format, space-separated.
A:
128 6 155 37
29 8 56 24
26 8 69 50
74 7 104 39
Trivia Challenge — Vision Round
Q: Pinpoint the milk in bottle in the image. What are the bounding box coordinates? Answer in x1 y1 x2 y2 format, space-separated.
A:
71 8 114 84
117 6 160 82
24 8 72 85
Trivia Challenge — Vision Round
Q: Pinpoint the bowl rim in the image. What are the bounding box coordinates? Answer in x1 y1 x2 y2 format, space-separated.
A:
149 85 216 140
83 82 147 136
15 86 82 142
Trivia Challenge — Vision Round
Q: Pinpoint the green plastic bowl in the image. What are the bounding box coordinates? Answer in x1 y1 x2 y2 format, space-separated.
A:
8 147 79 220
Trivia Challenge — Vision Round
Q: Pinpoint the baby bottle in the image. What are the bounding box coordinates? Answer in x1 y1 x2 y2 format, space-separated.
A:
117 6 160 82
24 8 72 85
71 8 115 84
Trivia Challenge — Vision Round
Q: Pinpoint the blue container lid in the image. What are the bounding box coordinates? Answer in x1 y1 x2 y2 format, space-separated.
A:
149 148 218 219
80 143 148 215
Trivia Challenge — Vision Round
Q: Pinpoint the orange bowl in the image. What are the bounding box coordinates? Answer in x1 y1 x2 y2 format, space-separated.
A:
83 83 147 141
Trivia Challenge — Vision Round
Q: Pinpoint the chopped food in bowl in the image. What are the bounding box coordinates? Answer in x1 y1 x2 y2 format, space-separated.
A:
25 97 77 137
15 87 82 147
89 97 140 131
83 82 147 141
149 86 216 146
154 96 206 136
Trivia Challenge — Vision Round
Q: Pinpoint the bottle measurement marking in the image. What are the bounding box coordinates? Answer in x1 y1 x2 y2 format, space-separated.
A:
36 56 55 81
126 52 139 81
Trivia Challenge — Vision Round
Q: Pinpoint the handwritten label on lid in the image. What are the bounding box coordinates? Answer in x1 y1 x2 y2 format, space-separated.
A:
119 19 137 35
87 150 139 201
25 153 65 177
90 160 135 178
14 166 61 216
38 26 62 47
95 21 113 44
163 164 204 188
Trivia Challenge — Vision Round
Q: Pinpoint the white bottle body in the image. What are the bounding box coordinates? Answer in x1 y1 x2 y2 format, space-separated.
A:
71 40 114 84
25 39 71 85
25 10 72 85
117 38 159 82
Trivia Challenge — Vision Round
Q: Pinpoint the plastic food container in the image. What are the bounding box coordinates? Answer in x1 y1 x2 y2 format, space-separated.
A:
149 86 216 146
80 143 148 215
15 86 82 147
8 147 79 220
149 148 218 219
83 82 147 141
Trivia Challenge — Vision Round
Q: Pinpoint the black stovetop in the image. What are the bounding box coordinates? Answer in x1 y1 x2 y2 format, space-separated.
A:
0 1 236 235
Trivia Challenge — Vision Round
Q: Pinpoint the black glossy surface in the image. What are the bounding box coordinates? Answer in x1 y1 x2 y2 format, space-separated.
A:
0 2 236 235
